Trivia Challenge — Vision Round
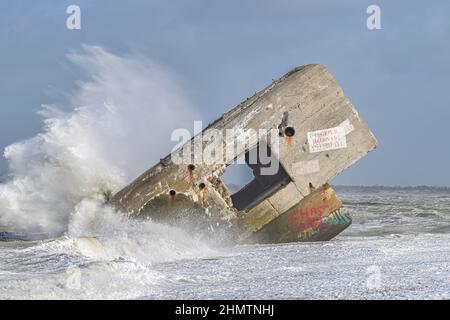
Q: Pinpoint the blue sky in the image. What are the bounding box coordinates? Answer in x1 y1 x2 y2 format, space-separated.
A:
1 0 449 186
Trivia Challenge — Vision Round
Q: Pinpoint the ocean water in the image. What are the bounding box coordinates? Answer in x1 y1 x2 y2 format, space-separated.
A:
1 47 449 300
1 186 450 300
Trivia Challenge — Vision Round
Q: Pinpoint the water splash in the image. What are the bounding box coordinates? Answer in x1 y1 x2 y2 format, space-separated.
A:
0 47 220 299
0 45 200 236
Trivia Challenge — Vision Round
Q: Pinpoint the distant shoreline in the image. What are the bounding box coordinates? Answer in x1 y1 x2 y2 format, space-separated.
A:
334 185 450 192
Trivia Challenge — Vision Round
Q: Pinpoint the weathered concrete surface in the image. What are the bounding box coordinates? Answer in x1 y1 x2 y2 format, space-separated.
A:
109 64 377 243
245 184 352 243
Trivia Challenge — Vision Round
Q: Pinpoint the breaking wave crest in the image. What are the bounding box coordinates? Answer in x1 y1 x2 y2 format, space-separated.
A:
0 46 221 300
0 45 200 236
0 200 217 299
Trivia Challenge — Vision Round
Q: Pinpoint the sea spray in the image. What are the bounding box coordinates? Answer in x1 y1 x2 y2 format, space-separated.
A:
65 198 217 264
0 47 222 299
0 45 200 236
0 198 219 299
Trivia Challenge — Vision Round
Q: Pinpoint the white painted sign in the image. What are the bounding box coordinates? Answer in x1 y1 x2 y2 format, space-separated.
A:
308 126 347 153
292 160 321 176
339 119 355 135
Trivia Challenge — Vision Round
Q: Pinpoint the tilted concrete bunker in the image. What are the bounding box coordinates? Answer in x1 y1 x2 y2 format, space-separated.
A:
110 64 377 243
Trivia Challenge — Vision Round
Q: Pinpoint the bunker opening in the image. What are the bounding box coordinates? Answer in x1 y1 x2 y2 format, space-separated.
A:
221 144 292 212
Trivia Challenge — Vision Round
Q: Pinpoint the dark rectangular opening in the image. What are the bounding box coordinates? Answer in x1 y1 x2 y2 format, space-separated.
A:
223 144 292 212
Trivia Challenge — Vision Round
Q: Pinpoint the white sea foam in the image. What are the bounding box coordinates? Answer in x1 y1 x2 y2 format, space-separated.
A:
0 197 218 299
0 47 221 298
0 45 200 236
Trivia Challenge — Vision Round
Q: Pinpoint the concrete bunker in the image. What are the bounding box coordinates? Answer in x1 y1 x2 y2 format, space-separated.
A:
109 64 378 244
